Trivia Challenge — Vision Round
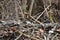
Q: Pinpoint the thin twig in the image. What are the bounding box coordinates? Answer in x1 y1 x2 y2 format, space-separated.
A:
30 15 41 24
15 33 22 40
42 0 49 17
14 0 19 21
36 5 51 20
26 12 41 23
22 0 27 12
29 0 35 15
17 1 25 18
15 30 39 40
